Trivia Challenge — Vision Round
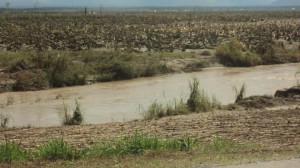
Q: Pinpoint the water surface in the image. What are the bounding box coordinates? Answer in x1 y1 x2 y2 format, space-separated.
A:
0 63 299 127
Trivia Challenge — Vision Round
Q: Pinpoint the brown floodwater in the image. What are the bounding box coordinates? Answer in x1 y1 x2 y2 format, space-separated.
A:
0 63 299 127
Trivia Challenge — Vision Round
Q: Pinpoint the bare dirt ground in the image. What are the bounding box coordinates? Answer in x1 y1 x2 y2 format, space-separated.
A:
213 158 300 168
0 105 299 151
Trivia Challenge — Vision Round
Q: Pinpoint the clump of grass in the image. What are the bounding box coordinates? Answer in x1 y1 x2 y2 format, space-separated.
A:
0 132 261 164
216 38 261 67
211 136 236 153
234 84 246 103
142 78 221 120
0 140 30 163
141 100 165 120
87 132 197 157
36 138 82 161
141 99 190 120
63 100 84 126
187 77 221 112
200 136 260 155
0 114 10 128
165 99 190 116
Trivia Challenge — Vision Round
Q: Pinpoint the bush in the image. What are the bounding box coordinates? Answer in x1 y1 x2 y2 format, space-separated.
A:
63 100 84 126
0 114 10 128
216 38 261 67
13 69 48 91
49 57 86 87
97 61 136 81
187 78 221 112
141 62 160 77
200 50 211 56
36 138 82 161
234 84 246 103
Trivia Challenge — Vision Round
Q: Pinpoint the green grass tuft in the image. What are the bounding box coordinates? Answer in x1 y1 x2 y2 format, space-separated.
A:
36 138 82 161
87 132 197 157
0 140 30 163
187 77 221 112
142 78 221 120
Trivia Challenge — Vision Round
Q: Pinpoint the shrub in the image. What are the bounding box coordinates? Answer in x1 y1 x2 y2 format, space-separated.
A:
48 56 68 87
107 61 136 80
234 84 246 103
184 61 206 72
200 50 211 56
98 61 136 81
216 38 261 67
13 69 49 91
36 138 82 161
63 100 84 126
187 78 221 112
0 140 30 163
0 114 10 128
49 57 86 87
141 62 160 77
141 61 171 77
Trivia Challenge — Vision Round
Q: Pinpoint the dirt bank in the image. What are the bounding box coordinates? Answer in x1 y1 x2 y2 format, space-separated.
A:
0 105 299 151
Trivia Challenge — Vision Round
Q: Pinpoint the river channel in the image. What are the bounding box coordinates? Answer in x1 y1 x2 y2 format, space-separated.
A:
0 63 299 127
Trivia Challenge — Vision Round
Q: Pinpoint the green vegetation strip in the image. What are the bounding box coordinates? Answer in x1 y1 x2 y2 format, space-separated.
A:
0 132 260 164
141 77 221 120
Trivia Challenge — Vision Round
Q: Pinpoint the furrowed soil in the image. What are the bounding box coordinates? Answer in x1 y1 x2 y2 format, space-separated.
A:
1 106 299 151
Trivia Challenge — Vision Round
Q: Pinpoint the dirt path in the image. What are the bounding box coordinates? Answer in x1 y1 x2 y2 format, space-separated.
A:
215 158 300 168
1 107 299 150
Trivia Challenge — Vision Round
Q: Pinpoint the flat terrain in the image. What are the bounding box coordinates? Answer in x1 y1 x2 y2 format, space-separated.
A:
215 158 300 168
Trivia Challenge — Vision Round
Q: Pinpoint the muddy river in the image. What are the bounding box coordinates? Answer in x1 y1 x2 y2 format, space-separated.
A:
0 63 299 127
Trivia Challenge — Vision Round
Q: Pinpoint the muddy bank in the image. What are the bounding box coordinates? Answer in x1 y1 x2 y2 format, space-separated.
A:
0 50 215 94
0 105 299 151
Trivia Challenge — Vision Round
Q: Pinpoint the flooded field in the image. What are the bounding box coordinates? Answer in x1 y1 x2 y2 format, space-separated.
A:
0 63 299 127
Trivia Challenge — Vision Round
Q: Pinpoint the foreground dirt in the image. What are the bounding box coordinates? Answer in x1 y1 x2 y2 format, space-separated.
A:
214 158 300 168
0 106 299 151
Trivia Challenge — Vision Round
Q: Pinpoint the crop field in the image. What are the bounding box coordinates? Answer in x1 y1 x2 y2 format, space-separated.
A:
0 11 300 92
0 11 299 52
